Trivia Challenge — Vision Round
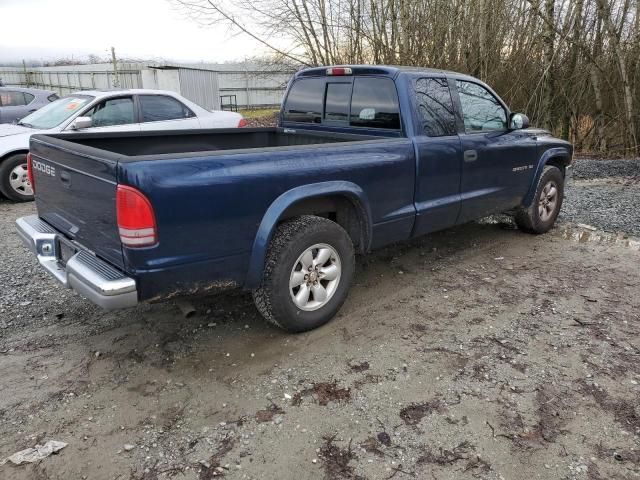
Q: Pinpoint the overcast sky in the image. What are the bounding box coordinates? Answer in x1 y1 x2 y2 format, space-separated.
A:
0 0 267 64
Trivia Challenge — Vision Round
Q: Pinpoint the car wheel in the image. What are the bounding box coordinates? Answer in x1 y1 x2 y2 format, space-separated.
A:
0 153 34 202
515 165 564 234
252 215 355 333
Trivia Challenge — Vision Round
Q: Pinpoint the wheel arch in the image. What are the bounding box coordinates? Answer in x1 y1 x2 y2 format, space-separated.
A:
0 149 29 163
522 147 571 207
0 150 31 200
244 181 372 289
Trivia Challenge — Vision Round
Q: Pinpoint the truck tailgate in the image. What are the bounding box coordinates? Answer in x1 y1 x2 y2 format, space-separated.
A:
30 136 124 270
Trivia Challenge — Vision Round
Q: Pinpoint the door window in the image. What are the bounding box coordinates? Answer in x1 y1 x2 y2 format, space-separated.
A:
415 78 457 136
84 97 135 127
456 81 506 133
282 78 324 124
350 77 400 130
324 83 351 122
0 91 30 107
139 95 195 123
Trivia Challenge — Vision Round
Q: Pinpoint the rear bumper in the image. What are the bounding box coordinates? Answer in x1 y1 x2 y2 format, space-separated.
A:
15 215 138 310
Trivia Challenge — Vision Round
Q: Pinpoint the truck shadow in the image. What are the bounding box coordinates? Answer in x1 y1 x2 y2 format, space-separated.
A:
0 217 526 420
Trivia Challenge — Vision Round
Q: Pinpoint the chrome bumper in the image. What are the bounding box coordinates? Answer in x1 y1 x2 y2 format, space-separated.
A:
15 215 138 310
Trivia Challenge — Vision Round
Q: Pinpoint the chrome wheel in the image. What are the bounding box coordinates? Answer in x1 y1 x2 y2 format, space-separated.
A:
289 243 341 311
9 163 33 197
538 180 558 222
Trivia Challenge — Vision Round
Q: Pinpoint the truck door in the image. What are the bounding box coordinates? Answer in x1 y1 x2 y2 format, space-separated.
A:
412 77 463 236
453 80 538 223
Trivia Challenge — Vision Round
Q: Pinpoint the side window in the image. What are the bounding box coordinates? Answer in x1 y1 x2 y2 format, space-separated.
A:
456 81 507 132
84 97 135 127
324 83 351 122
0 91 29 107
350 77 400 130
23 93 35 105
282 78 324 124
415 78 457 136
139 95 195 123
47 94 59 102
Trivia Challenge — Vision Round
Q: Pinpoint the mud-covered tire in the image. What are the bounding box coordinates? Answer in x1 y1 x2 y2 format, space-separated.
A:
0 153 33 202
252 215 355 333
515 165 564 234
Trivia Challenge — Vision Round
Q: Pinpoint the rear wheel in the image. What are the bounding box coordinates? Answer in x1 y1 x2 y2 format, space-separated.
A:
515 165 564 234
252 215 355 333
0 153 34 202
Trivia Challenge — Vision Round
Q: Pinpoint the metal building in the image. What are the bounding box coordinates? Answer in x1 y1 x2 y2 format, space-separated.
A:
0 61 295 110
141 66 222 111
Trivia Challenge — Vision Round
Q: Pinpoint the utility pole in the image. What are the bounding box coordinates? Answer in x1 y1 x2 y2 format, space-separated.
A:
22 59 30 87
244 57 250 110
111 46 120 88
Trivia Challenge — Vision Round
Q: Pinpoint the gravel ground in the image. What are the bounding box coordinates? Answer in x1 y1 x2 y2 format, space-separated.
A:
562 158 640 236
0 158 638 480
572 157 640 180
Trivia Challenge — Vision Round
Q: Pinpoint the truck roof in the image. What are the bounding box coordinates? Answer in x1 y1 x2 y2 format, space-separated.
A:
296 65 477 81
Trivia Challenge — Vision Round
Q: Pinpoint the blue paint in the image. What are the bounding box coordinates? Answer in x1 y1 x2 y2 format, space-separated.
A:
244 181 372 288
522 144 573 206
30 66 573 302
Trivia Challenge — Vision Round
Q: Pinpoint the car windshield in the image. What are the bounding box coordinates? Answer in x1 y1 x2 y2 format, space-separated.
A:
18 95 94 129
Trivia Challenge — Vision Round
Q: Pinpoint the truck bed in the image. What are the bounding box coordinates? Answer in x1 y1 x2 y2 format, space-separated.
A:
42 127 382 159
29 126 415 298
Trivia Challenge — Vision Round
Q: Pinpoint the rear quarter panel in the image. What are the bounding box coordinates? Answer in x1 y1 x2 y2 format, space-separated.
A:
119 139 416 299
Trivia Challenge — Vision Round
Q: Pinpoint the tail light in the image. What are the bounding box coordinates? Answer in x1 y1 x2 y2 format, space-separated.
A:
116 185 158 247
26 152 35 194
238 118 248 128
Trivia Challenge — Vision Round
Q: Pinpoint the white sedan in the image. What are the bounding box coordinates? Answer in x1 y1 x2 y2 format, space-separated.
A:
0 89 247 201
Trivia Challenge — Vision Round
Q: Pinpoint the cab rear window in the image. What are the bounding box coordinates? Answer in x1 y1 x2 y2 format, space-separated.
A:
283 76 400 130
324 83 351 122
350 78 400 130
282 78 323 124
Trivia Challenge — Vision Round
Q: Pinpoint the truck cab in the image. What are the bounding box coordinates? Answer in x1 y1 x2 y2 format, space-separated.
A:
280 66 569 236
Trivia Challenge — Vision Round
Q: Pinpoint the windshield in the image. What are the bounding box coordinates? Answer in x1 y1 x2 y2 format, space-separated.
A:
18 95 94 129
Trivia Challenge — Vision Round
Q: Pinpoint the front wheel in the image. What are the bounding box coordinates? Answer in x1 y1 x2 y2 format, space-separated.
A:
0 153 34 202
252 215 355 333
515 165 564 234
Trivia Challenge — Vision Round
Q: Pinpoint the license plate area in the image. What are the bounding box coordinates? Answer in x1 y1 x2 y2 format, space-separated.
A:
56 236 77 266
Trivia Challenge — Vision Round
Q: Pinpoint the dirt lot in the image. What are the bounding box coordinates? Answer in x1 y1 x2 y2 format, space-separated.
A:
0 161 639 480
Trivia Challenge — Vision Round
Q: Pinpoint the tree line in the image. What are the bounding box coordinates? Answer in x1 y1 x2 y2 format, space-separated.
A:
177 0 640 155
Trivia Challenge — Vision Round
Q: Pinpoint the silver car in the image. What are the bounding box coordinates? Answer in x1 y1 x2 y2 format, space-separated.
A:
0 89 245 201
0 87 59 124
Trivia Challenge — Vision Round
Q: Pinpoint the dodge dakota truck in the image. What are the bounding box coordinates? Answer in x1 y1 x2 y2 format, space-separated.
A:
16 65 573 332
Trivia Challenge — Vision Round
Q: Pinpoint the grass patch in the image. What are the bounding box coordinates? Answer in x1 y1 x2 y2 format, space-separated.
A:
239 108 279 119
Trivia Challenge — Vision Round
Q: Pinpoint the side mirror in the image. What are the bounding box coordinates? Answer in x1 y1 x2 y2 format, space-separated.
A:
70 116 92 130
509 113 530 130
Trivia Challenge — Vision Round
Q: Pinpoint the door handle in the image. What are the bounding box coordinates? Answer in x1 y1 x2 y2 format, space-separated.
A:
464 150 478 162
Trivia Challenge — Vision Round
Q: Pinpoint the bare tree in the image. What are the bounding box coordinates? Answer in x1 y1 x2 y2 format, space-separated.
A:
173 0 639 155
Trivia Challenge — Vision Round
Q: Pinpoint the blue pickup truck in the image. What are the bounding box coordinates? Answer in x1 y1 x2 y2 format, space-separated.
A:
16 65 572 332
